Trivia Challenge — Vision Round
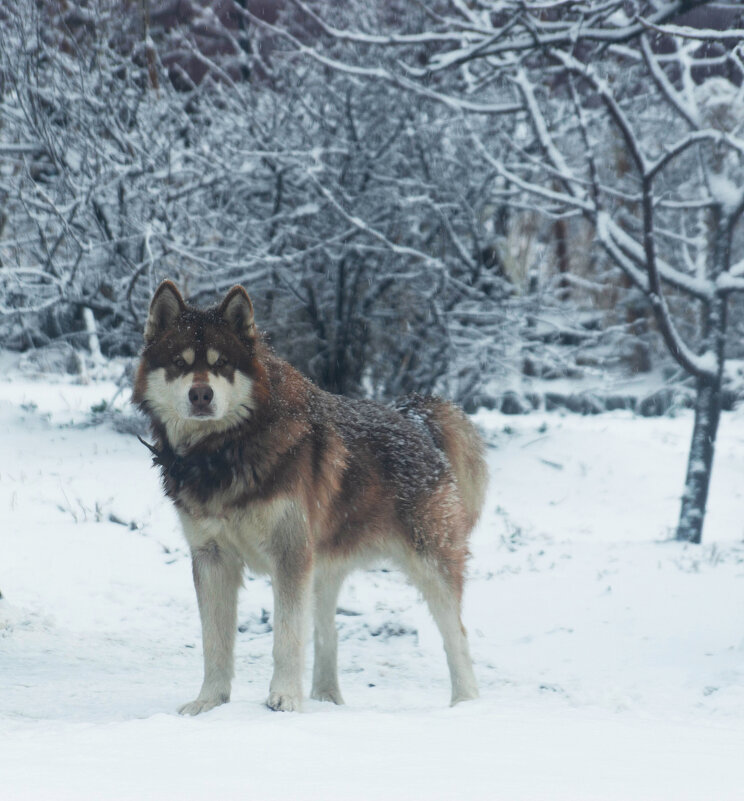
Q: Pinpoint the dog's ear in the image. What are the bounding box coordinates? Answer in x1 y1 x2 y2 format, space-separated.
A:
144 280 185 343
219 286 256 340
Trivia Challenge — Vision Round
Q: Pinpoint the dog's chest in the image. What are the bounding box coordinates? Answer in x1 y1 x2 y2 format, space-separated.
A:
177 495 295 575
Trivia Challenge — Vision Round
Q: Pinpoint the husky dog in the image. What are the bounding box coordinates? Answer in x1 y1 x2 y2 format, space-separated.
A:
133 281 487 713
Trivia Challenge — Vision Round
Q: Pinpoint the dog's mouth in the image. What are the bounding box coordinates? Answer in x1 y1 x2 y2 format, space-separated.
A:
188 408 215 419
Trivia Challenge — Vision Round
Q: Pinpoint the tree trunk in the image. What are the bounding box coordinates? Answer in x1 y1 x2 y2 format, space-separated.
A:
676 375 722 544
554 217 570 301
676 204 731 545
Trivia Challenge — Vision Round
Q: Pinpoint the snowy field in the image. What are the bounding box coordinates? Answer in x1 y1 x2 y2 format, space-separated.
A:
1 366 743 800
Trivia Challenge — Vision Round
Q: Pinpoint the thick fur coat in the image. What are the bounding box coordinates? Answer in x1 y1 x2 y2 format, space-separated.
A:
133 281 487 712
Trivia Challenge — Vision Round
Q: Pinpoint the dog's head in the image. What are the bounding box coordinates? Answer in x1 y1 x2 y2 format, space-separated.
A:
133 281 266 449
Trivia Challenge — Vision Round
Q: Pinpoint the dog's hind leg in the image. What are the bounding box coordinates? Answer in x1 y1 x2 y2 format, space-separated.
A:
310 564 347 704
179 542 242 716
404 552 479 706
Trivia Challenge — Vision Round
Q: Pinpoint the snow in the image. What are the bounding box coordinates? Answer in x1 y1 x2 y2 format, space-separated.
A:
2 371 744 799
709 172 744 217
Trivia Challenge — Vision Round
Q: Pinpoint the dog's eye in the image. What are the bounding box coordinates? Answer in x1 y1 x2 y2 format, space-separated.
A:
173 356 186 369
214 357 228 369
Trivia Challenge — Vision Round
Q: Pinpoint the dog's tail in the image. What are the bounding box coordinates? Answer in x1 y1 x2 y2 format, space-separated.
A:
399 395 488 531
432 400 488 530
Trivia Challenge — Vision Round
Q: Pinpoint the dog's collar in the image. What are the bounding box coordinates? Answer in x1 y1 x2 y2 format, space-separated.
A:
137 434 237 499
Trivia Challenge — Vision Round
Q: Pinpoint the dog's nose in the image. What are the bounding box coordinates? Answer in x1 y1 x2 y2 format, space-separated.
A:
189 382 214 411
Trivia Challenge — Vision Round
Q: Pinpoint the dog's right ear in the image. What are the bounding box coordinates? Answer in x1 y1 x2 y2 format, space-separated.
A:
144 280 185 344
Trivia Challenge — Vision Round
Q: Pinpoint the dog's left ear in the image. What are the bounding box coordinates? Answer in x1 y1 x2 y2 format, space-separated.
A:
219 286 256 340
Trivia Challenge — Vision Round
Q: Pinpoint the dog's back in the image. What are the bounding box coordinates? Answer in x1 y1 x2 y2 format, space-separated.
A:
262 375 488 591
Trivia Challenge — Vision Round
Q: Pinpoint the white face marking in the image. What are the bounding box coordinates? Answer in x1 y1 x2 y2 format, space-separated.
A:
143 368 255 451
207 348 220 366
181 348 195 365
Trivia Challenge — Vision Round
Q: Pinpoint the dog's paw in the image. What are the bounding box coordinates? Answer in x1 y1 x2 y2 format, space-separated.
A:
266 691 301 712
178 694 228 716
310 686 344 705
450 688 479 707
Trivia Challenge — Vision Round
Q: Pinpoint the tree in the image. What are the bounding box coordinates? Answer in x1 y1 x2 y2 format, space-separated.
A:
1 0 545 405
278 0 744 543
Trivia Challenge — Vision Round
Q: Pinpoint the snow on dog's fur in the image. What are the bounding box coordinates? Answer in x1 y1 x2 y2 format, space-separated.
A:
133 280 487 713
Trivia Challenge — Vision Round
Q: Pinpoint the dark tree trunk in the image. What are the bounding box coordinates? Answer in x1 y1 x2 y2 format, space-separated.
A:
676 205 732 544
676 375 723 544
554 218 570 301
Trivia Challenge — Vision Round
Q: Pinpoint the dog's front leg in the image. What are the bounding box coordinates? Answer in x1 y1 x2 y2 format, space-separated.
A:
266 539 312 712
179 542 242 716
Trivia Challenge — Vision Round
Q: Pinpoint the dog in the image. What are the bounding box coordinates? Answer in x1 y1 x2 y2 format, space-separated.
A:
133 280 487 713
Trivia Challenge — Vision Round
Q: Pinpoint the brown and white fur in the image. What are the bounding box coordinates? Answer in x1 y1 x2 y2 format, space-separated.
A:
133 281 487 713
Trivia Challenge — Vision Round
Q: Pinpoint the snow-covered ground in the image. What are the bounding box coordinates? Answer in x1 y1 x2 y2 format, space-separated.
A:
1 368 743 800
